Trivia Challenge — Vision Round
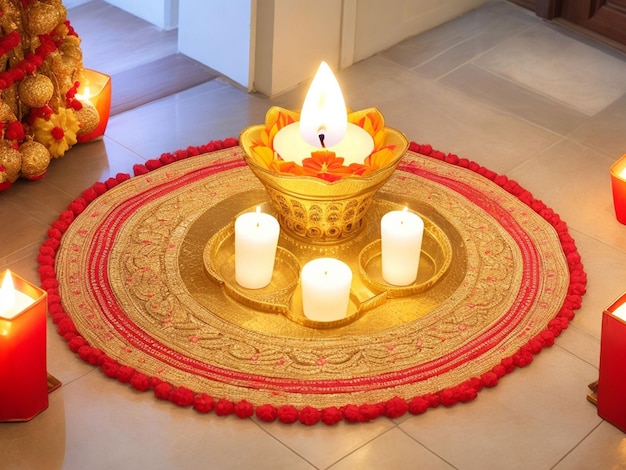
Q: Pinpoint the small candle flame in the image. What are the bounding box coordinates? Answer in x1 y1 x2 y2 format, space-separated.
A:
400 206 409 224
0 270 16 316
620 167 626 179
76 85 92 102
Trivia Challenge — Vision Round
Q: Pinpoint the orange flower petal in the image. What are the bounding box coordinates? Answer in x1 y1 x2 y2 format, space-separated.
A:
276 160 306 176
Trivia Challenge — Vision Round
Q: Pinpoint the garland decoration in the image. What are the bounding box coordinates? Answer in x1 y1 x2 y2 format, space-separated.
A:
38 138 587 425
0 0 97 191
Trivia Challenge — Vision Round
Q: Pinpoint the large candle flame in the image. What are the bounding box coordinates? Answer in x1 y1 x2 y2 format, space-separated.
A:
0 270 16 317
299 62 347 148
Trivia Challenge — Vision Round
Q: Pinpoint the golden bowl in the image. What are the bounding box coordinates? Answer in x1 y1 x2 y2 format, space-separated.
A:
239 108 409 244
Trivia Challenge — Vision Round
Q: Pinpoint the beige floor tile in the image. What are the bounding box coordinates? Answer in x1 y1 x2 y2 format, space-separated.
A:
475 26 626 116
335 56 562 175
400 346 601 470
67 1 178 76
328 427 455 470
2 180 73 227
0 200 48 259
381 0 535 70
105 80 271 158
0 372 314 470
259 418 394 469
568 95 626 160
0 388 69 470
110 54 218 115
553 421 626 470
439 63 588 135
414 15 533 79
507 139 625 250
43 138 146 198
568 230 626 340
46 327 96 387
0 244 42 288
555 327 600 370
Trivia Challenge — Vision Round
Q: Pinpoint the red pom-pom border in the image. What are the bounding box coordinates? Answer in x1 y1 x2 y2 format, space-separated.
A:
39 139 586 425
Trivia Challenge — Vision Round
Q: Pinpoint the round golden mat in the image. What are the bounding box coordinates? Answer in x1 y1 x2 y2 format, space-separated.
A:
40 140 586 424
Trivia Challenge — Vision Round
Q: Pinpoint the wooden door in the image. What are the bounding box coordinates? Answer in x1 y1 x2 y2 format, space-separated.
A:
560 1 626 45
519 1 626 46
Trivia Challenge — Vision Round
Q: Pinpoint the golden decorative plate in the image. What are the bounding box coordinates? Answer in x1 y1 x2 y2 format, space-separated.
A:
53 147 571 410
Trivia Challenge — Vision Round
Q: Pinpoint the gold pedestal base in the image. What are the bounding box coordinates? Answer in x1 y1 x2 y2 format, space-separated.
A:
47 373 61 393
587 380 598 406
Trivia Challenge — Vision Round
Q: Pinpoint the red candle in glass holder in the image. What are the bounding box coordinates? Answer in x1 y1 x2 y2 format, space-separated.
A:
76 68 112 143
597 292 626 432
0 270 49 422
610 154 626 224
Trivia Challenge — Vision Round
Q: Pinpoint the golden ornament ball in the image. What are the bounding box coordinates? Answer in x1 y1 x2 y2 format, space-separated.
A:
0 143 22 183
0 101 16 122
75 101 100 136
19 141 51 180
19 75 55 108
26 2 61 36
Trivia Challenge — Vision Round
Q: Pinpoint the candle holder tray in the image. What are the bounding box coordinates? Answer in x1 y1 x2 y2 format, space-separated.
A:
203 198 454 329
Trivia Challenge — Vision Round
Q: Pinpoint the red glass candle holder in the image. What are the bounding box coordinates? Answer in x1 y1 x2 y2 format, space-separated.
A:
0 271 49 422
597 291 626 432
610 155 626 225
76 69 112 143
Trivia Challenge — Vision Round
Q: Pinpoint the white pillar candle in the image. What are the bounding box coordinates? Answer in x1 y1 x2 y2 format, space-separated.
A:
273 122 374 166
613 302 626 322
301 258 352 322
380 207 424 286
234 207 280 289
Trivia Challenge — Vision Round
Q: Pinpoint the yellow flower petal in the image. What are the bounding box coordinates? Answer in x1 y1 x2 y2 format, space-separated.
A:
32 107 80 158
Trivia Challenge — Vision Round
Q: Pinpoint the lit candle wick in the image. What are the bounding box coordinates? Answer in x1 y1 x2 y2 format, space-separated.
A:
318 129 326 148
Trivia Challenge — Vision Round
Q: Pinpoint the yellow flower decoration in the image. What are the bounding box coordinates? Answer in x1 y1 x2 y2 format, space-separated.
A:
32 107 80 158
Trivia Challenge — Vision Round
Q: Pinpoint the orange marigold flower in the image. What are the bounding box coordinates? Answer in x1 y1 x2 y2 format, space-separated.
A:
302 151 365 181
276 160 307 176
302 150 344 173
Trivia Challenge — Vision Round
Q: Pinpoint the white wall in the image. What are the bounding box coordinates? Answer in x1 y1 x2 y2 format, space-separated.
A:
104 0 179 30
178 0 256 90
353 0 487 62
176 0 488 96
104 0 488 94
254 0 342 97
